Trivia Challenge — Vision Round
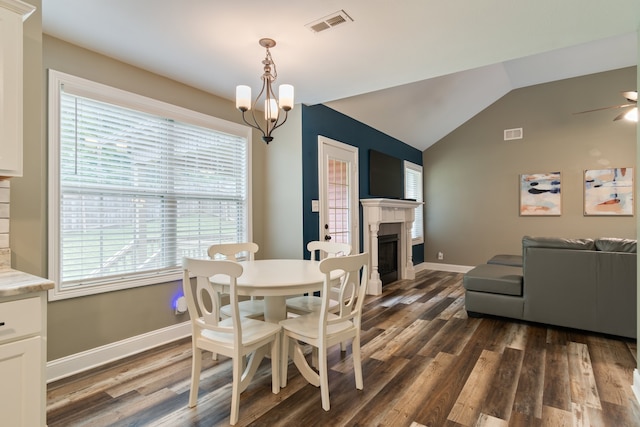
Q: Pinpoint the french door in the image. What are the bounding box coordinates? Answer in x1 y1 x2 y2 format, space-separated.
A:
318 136 359 254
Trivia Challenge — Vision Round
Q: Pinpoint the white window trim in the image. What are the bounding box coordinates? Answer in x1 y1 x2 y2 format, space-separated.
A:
404 160 424 245
47 70 252 301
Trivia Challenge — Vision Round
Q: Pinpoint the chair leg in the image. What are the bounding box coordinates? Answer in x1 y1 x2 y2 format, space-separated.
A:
271 335 280 394
353 334 363 390
230 355 242 425
280 333 289 387
188 346 202 408
318 344 330 411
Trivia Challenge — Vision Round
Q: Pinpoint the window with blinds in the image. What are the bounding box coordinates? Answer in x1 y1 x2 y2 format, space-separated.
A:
404 161 424 244
48 70 251 299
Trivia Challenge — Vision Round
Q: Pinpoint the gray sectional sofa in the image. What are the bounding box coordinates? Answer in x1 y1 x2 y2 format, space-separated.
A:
463 236 637 338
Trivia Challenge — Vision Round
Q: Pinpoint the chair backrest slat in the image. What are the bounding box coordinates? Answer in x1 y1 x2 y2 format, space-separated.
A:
318 252 368 330
182 257 244 343
307 241 352 261
208 242 259 261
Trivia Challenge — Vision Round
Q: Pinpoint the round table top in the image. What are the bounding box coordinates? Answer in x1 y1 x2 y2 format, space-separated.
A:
210 259 335 297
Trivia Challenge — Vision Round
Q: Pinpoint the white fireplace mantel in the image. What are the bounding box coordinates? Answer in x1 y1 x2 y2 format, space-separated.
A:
361 198 422 295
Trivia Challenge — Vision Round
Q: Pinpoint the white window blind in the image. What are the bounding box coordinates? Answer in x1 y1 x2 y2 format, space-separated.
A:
404 161 424 244
48 70 251 299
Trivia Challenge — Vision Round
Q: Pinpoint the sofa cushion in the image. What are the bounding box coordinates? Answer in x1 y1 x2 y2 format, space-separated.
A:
463 264 523 296
487 254 523 267
594 237 637 253
522 236 595 250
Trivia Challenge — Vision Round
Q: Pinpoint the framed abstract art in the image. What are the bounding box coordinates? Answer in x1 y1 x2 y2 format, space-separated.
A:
519 172 561 216
584 167 633 216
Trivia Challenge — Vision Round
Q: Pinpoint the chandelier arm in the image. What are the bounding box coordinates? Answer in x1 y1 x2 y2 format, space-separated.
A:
241 77 269 136
270 109 289 133
240 110 268 139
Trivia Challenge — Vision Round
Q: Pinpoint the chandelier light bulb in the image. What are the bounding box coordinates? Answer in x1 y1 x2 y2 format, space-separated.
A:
265 98 279 121
235 85 252 111
279 84 294 111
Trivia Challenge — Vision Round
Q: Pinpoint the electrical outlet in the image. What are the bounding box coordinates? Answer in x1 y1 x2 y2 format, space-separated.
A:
437 251 444 260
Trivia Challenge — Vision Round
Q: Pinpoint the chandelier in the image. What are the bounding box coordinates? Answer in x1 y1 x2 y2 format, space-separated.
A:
236 38 294 144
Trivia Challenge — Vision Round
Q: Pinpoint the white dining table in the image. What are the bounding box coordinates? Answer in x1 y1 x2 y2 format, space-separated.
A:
209 259 341 323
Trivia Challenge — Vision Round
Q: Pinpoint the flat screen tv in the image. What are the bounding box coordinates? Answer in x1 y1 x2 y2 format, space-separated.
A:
369 149 404 199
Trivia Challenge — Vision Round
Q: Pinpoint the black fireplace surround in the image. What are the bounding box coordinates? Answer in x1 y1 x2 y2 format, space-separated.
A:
378 233 399 285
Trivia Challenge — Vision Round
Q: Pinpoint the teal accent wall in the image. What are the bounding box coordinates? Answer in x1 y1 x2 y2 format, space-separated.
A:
301 104 424 263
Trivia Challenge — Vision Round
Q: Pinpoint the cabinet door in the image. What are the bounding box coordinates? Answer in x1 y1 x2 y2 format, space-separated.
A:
0 1 34 177
0 336 42 427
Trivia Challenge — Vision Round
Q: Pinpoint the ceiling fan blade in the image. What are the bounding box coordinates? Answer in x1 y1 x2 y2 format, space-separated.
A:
613 106 637 121
621 91 637 103
613 111 626 121
573 103 636 115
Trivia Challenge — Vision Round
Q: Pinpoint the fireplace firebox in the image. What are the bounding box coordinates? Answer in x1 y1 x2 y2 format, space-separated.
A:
378 233 399 285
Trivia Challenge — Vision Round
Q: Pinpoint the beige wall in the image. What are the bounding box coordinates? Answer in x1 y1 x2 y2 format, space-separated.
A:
263 107 304 259
15 35 274 360
13 7 638 364
423 66 637 267
12 0 44 275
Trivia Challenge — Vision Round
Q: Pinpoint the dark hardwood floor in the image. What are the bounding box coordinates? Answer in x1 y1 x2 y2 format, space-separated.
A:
47 270 640 426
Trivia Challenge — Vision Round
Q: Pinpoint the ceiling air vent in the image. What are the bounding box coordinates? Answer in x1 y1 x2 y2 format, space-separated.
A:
504 128 523 141
306 10 353 33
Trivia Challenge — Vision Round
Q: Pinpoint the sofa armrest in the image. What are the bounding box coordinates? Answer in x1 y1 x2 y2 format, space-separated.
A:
523 247 598 331
595 252 636 338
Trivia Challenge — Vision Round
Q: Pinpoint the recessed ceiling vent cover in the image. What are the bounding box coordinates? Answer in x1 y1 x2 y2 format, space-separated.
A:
504 128 523 140
306 10 353 33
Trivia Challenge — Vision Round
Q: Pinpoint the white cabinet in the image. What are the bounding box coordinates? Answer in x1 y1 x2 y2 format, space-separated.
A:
0 336 41 426
0 275 51 427
0 0 35 177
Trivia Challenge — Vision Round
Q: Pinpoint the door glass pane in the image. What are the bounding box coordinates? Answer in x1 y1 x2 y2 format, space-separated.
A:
328 158 349 244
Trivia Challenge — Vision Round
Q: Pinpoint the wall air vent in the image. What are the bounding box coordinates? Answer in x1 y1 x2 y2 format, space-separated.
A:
504 128 523 140
305 10 353 33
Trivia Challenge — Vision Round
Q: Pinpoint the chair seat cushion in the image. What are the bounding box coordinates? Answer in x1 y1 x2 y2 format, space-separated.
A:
200 317 280 347
279 313 353 339
463 264 523 296
220 299 265 318
286 295 339 314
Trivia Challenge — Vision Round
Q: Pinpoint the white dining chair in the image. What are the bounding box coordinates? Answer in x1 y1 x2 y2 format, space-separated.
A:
285 241 352 315
208 242 264 319
279 252 368 411
182 257 280 425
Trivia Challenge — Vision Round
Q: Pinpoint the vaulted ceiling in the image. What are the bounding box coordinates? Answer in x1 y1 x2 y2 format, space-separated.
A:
42 1 640 151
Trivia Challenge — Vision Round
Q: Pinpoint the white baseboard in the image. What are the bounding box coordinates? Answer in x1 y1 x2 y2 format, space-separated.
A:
421 262 474 273
633 369 640 404
43 262 471 383
46 321 191 383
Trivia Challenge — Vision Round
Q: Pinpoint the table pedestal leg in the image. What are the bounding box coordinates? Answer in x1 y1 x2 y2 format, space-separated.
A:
264 295 287 323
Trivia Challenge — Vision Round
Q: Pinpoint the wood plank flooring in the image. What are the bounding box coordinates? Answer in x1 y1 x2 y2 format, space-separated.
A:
47 270 640 426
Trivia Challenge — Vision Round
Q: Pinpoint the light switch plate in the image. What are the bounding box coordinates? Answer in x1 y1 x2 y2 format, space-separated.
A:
311 200 319 212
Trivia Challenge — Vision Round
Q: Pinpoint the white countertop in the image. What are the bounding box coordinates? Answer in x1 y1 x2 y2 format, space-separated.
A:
0 268 54 297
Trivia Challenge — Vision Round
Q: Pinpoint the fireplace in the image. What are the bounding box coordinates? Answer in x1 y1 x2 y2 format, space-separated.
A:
361 198 422 295
378 233 399 285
